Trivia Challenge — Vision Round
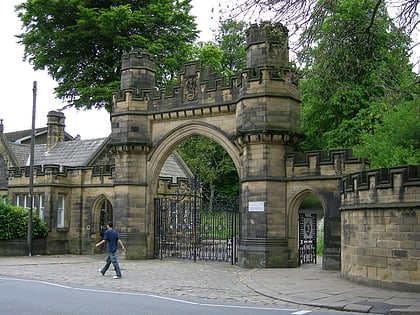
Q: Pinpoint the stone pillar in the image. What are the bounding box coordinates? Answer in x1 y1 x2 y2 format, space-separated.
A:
236 22 303 268
110 49 155 259
113 147 149 259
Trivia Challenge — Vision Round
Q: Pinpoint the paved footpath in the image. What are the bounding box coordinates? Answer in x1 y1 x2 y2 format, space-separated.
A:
0 255 419 314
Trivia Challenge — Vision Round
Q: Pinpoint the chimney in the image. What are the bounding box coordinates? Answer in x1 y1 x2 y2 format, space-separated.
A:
47 111 65 149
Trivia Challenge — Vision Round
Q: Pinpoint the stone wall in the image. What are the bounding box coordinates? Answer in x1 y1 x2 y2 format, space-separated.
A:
340 165 420 292
0 239 46 256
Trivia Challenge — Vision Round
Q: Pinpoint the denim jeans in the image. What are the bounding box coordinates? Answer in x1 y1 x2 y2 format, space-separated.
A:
101 251 122 277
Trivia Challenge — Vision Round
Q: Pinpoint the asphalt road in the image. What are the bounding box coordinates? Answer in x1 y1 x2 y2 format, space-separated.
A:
0 277 368 315
0 277 301 315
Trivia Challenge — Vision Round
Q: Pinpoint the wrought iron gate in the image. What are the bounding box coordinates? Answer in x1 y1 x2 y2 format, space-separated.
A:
298 213 317 265
154 180 239 264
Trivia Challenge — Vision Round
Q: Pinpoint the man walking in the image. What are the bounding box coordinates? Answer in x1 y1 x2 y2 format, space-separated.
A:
96 221 126 279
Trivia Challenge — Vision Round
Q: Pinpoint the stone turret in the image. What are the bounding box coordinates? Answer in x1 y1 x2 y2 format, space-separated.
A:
47 110 65 149
109 50 157 259
245 22 289 69
236 22 301 146
235 23 303 268
120 49 156 91
111 50 155 148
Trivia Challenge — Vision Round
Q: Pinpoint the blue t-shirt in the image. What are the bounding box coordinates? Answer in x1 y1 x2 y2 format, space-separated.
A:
103 229 119 252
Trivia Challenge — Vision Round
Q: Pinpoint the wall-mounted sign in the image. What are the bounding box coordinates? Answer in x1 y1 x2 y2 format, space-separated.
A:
248 201 265 212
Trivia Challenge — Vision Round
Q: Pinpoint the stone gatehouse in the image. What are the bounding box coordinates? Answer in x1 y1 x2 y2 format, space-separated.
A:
0 22 418 291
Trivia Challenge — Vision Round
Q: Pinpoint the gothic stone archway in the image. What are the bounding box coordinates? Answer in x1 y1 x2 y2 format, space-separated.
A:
108 23 365 268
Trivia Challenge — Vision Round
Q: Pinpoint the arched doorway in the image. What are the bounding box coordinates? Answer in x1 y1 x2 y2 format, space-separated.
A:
92 196 114 240
298 195 324 265
150 134 240 264
99 199 113 237
288 189 326 267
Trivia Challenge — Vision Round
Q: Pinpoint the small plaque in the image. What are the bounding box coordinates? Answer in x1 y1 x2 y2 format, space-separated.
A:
248 201 264 212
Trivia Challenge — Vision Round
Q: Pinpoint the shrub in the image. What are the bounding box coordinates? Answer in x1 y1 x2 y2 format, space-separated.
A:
0 202 48 240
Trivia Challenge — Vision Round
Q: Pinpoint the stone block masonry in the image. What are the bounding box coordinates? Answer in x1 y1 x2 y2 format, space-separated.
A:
340 165 420 292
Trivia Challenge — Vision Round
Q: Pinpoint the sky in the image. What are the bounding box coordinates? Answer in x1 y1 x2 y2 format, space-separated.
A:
0 0 220 140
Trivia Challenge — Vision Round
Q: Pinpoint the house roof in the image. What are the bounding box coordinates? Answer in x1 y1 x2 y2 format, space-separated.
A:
160 151 192 182
4 127 74 144
0 112 190 180
34 138 108 167
8 142 30 166
6 136 190 181
4 127 48 143
5 137 107 167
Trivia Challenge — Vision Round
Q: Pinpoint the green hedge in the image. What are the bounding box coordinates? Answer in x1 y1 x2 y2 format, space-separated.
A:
0 202 48 240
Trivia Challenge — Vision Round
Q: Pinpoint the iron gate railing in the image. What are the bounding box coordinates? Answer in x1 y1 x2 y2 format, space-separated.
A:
154 180 239 264
299 213 317 265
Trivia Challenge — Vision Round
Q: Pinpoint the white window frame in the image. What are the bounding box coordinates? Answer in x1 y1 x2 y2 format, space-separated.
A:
16 194 24 208
57 194 65 228
24 195 31 209
15 193 46 221
38 195 45 220
16 194 31 210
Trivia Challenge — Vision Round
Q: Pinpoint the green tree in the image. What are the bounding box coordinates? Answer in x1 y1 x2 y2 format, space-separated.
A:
225 0 420 48
353 95 420 168
16 0 198 111
190 19 246 77
191 42 224 75
176 136 239 200
297 0 415 151
214 20 246 76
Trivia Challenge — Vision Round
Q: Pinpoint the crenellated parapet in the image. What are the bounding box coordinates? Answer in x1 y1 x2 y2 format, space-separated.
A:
340 165 420 208
112 54 298 119
9 164 68 178
286 149 369 178
8 164 114 184
111 22 302 151
114 60 240 118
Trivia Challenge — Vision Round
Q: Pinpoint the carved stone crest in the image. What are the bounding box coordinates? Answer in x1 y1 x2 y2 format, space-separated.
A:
183 74 198 102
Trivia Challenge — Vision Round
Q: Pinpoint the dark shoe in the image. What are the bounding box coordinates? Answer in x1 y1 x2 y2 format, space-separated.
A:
113 275 122 279
98 269 104 276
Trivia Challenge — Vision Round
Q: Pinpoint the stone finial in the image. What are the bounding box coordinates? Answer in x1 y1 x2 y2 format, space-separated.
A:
0 119 3 135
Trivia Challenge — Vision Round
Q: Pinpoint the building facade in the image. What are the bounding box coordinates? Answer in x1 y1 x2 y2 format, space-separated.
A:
0 111 191 255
